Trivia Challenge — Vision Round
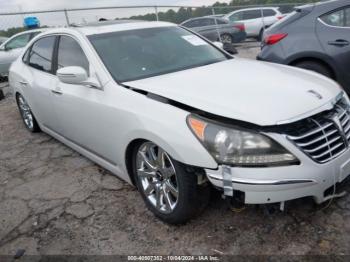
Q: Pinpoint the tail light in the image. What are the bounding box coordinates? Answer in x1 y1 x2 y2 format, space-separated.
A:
234 24 245 32
277 15 285 20
264 33 288 45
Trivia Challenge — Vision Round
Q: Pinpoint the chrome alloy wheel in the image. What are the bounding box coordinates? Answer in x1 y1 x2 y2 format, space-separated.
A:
18 95 34 130
221 34 233 44
136 142 179 214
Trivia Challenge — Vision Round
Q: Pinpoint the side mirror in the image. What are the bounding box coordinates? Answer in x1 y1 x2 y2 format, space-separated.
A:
57 66 102 89
223 43 238 55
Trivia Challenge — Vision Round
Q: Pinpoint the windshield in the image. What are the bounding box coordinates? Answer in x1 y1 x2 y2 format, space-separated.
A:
88 26 228 82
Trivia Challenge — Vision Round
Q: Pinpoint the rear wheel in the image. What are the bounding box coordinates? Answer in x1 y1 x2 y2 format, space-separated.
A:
132 141 210 224
220 34 233 44
294 61 333 79
16 94 40 132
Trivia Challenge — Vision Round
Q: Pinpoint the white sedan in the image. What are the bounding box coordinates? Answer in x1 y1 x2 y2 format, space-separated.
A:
9 21 350 224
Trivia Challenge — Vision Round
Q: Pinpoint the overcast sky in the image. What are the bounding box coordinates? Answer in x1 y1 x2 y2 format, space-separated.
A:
0 0 231 12
0 0 231 30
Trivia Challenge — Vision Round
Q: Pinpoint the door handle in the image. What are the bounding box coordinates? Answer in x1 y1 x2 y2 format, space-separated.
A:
19 81 28 86
328 39 349 46
51 90 63 95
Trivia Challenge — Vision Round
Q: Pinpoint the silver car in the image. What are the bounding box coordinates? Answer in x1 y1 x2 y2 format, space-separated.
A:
0 29 43 77
0 36 8 45
181 17 247 44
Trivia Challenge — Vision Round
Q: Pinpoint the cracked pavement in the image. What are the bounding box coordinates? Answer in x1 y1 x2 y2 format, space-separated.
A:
0 45 349 256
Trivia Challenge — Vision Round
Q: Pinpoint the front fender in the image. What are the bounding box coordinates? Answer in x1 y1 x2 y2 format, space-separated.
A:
120 126 218 173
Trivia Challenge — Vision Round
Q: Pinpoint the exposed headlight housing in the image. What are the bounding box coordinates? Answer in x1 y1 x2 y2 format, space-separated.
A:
187 115 299 167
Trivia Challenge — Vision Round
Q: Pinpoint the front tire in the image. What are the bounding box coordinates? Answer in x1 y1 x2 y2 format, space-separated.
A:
132 141 209 224
16 94 40 133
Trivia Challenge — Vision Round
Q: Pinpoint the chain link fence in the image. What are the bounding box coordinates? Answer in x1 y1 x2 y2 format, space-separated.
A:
0 1 321 37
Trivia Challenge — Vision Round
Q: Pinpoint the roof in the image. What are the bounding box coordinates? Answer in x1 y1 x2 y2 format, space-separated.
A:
73 20 176 36
72 20 145 27
224 6 279 15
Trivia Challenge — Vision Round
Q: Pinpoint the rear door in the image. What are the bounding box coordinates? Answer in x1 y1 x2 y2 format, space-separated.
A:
317 6 350 88
20 35 58 130
192 18 218 41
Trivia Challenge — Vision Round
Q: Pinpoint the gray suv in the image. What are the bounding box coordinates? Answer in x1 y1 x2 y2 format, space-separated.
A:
257 0 350 93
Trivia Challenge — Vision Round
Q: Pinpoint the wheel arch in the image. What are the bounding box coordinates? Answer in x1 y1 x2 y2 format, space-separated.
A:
124 138 147 186
288 56 337 80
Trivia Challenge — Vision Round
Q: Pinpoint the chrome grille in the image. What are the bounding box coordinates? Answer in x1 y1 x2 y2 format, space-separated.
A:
286 97 350 163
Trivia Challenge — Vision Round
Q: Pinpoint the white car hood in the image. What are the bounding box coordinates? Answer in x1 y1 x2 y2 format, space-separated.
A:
124 58 342 126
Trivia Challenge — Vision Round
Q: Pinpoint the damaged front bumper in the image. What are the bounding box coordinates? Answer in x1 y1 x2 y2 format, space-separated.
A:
205 147 350 204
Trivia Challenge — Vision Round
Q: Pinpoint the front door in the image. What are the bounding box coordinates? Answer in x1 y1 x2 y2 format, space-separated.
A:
51 35 118 165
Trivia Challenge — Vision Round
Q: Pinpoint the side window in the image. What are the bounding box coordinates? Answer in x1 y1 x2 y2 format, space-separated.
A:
229 11 243 22
30 31 41 40
5 33 31 50
216 19 228 25
182 20 198 28
243 10 262 20
182 21 193 28
28 36 55 73
57 36 89 74
320 7 350 27
200 18 215 26
263 9 276 17
346 8 350 27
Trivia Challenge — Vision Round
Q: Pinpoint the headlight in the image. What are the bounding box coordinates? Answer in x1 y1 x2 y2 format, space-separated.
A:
187 115 298 167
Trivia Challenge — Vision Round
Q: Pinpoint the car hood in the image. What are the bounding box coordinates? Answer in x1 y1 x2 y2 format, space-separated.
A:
124 58 342 126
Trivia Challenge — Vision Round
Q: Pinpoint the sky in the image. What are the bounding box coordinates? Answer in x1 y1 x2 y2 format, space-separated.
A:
0 0 231 12
0 0 231 30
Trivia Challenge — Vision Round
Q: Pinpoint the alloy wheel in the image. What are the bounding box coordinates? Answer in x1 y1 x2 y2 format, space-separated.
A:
221 34 233 44
136 142 179 214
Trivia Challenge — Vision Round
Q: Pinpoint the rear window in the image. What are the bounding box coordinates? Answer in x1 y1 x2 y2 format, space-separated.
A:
243 10 262 20
267 9 307 32
197 18 215 26
182 20 199 28
216 18 228 25
263 9 277 17
28 36 55 73
320 7 350 27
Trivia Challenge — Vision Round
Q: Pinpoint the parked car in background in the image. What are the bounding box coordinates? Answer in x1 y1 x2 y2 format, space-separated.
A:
10 21 350 224
224 7 285 40
0 29 43 77
258 0 350 93
181 17 246 44
0 37 8 45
